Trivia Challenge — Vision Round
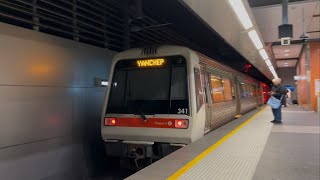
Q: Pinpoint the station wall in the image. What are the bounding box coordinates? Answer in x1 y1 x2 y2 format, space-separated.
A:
0 23 114 179
277 67 297 100
296 42 320 111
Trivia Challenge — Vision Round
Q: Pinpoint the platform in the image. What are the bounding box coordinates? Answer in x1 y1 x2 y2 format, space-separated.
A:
126 106 320 180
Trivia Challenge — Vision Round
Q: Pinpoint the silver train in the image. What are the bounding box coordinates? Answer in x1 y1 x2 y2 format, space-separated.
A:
101 45 267 166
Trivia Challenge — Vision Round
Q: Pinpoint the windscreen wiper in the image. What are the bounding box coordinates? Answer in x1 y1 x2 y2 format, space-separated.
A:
140 114 148 122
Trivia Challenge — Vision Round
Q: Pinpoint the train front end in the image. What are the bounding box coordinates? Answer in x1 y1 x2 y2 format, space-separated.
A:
101 46 202 163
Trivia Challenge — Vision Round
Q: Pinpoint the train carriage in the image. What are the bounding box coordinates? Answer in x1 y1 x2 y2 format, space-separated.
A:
101 45 266 164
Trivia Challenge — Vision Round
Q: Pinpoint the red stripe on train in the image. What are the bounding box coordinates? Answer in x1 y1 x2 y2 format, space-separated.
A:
104 117 188 129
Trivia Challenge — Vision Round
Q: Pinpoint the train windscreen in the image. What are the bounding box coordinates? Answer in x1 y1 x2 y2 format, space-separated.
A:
106 56 189 115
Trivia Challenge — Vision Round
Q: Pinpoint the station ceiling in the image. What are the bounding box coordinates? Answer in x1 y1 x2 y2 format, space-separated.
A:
251 0 319 69
0 0 271 83
248 0 306 7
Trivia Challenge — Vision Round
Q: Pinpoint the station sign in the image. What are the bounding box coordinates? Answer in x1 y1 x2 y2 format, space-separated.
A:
294 75 307 80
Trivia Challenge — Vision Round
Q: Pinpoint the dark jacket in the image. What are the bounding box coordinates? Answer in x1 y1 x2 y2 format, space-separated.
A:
271 84 287 100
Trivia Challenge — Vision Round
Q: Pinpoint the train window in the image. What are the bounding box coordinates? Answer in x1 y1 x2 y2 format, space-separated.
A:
240 83 248 98
107 55 189 115
222 78 233 101
252 85 257 97
194 68 204 111
247 85 252 97
210 75 224 103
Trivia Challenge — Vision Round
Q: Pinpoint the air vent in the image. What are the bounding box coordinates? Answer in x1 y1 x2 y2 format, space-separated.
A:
142 46 158 55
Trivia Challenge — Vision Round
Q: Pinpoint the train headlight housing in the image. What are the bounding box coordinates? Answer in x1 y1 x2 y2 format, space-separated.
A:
174 119 189 129
104 117 116 126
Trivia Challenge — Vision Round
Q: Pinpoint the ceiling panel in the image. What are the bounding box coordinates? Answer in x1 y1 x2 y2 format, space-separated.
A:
252 1 320 42
249 0 306 7
277 59 298 68
273 44 303 59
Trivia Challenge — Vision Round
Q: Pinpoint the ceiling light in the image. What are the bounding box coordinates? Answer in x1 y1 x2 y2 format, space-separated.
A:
284 53 290 56
269 66 275 72
248 30 263 50
284 62 289 64
284 64 289 66
229 0 253 29
101 81 108 86
271 71 278 78
284 49 290 52
265 59 272 66
259 49 269 60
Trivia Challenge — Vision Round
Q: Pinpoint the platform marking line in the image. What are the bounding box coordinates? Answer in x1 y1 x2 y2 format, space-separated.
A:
167 107 267 180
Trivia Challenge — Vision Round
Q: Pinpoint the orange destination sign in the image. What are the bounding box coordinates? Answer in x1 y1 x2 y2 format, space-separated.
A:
137 58 165 67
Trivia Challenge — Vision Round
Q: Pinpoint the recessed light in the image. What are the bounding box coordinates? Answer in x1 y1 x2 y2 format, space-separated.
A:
284 54 290 56
284 50 290 52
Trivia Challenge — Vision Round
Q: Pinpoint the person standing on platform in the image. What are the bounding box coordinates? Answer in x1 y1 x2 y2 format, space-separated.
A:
270 78 287 123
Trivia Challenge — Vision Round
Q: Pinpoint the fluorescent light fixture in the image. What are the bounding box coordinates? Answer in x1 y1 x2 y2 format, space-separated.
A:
284 49 290 52
284 53 290 56
101 81 108 86
259 49 269 60
265 59 272 66
269 66 275 72
284 64 289 66
248 30 263 50
229 0 253 29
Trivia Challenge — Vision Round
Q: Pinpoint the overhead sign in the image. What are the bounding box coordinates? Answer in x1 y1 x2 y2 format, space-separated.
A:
294 75 307 80
136 58 165 67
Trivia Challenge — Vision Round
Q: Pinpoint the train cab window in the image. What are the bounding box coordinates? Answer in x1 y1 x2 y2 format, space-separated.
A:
222 78 233 101
210 75 224 103
107 56 189 115
194 68 204 111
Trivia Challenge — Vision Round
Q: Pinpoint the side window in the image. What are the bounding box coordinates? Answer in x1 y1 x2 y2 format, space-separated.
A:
247 85 252 97
222 78 233 101
210 75 224 103
206 72 213 104
240 83 253 98
194 68 204 111
240 83 247 98
252 85 257 97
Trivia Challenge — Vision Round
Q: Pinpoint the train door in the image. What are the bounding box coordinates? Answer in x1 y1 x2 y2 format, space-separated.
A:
233 76 241 116
199 65 211 133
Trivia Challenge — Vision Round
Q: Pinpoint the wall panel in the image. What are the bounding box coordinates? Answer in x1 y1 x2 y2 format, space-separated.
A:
0 22 115 179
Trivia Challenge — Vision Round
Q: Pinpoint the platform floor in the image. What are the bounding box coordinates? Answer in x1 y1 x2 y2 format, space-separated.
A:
126 106 320 180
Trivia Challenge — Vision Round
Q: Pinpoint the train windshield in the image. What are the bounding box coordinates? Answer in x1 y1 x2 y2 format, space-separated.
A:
107 55 189 115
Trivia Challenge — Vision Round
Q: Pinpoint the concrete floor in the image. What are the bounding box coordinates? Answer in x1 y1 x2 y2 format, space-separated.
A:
126 106 320 180
253 107 320 180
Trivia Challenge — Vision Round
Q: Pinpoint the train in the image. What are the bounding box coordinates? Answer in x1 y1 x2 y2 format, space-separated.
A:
101 45 270 167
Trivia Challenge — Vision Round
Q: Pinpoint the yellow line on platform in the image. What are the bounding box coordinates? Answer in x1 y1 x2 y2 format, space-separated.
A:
167 107 268 180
